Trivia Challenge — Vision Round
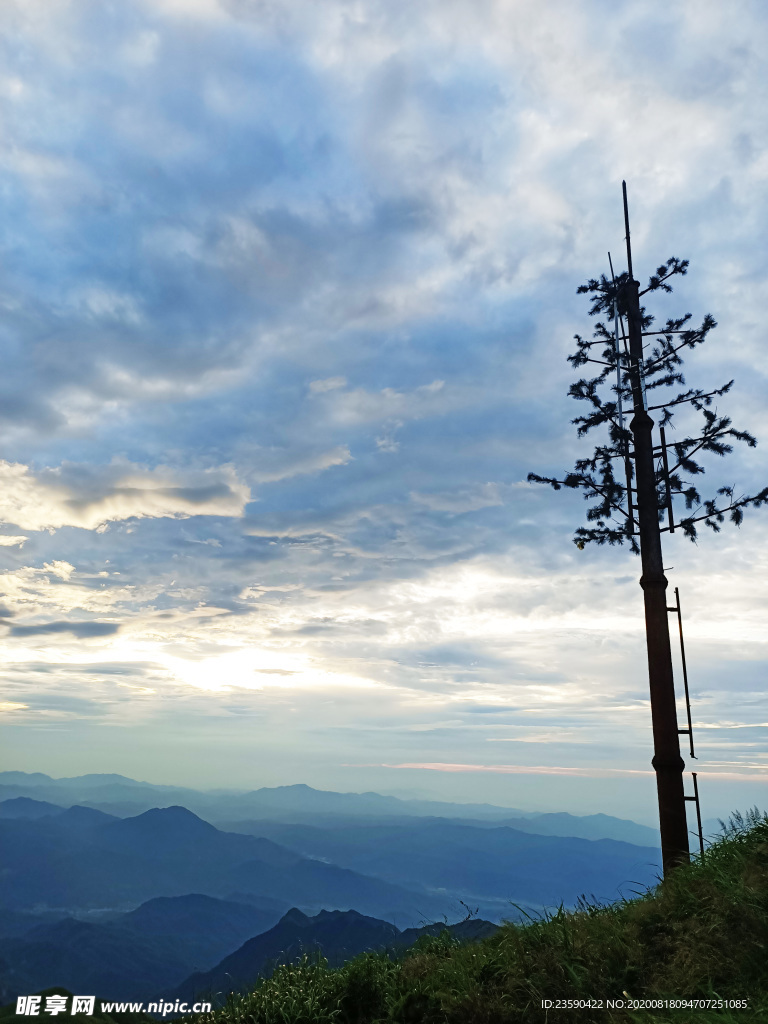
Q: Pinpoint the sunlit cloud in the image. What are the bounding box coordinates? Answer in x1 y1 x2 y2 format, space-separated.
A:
365 762 768 780
0 460 250 531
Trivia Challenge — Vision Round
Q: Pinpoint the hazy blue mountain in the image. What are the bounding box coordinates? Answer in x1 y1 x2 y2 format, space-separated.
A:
224 809 659 848
0 902 499 1005
0 789 662 920
0 797 65 819
0 775 206 821
0 894 290 1004
398 917 499 947
118 894 287 966
0 806 460 926
471 812 659 847
174 907 499 1004
0 917 192 1005
0 773 534 824
189 783 535 824
56 805 119 831
0 774 667 1006
0 773 55 786
221 819 661 908
174 907 398 1002
0 909 70 939
0 773 660 847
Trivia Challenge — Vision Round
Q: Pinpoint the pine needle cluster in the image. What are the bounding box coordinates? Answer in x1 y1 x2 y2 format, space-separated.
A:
527 260 768 551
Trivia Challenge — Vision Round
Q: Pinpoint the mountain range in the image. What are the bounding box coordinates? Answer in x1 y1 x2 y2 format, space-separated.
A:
0 893 293 1004
0 804 458 924
0 899 498 1007
0 772 665 840
0 772 670 1004
173 907 499 1005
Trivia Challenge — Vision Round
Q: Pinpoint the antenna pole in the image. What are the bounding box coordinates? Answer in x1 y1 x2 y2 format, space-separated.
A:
609 251 634 535
622 181 690 873
623 180 634 282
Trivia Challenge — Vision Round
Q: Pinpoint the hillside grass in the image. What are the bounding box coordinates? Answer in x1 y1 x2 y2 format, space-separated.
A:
190 810 768 1024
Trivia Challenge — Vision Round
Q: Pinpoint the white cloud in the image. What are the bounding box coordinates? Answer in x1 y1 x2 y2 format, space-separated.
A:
309 376 347 393
0 460 250 532
412 483 503 513
248 446 352 483
375 431 400 453
322 380 448 425
120 30 161 66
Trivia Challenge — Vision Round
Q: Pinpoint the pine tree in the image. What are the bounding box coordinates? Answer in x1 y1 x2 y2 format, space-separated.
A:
529 258 767 549
528 189 768 873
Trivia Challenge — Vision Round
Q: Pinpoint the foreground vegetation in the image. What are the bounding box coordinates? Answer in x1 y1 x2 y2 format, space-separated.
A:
191 811 768 1024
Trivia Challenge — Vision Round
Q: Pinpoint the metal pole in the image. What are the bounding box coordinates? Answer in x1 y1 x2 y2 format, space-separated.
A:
659 427 675 534
673 587 695 759
622 181 690 874
692 772 705 859
609 251 634 535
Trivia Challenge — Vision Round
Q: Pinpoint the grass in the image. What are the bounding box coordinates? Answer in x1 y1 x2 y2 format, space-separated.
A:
188 809 768 1024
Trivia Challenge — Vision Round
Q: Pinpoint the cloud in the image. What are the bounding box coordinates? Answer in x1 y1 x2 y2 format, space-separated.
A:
0 0 766 821
369 762 656 776
248 446 352 483
0 460 250 531
309 376 347 393
375 427 401 453
411 483 504 513
321 380 449 425
9 621 121 639
363 762 767 781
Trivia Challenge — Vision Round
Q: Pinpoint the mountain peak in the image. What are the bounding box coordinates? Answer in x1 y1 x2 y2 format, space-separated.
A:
280 907 311 926
58 805 116 824
314 908 361 921
116 805 218 838
0 796 65 818
0 771 54 785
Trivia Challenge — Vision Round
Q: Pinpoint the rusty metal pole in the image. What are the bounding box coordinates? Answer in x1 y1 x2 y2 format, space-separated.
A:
622 181 690 874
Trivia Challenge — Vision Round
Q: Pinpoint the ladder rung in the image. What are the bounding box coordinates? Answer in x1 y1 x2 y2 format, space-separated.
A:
666 606 678 612
684 796 698 802
678 729 691 734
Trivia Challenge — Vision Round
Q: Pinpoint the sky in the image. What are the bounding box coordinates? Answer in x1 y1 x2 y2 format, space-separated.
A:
0 0 767 827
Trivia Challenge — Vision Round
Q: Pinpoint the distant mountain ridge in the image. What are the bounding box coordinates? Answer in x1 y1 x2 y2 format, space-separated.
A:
0 772 535 822
0 796 663 926
0 773 660 845
0 894 286 1004
0 773 669 1007
0 804 463 923
173 907 500 1005
0 796 64 819
222 818 661 906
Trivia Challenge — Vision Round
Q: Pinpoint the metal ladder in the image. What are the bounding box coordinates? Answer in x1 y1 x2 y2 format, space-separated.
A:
667 585 705 858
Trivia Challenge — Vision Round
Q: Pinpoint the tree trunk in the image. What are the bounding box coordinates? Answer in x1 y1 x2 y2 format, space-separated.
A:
625 276 690 874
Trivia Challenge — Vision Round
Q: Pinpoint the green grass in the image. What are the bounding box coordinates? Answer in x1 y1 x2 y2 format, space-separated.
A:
189 809 768 1024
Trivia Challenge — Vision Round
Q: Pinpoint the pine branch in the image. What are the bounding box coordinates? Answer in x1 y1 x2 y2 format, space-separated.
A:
663 487 768 540
529 254 767 555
